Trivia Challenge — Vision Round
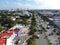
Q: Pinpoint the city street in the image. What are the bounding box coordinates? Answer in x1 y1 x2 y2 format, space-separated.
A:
37 14 59 45
36 33 48 45
35 14 48 45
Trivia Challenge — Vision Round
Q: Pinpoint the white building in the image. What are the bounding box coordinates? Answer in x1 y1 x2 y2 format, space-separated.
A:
6 32 17 45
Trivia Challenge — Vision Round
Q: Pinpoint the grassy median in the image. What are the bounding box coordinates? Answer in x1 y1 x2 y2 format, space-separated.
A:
43 31 51 45
40 25 51 45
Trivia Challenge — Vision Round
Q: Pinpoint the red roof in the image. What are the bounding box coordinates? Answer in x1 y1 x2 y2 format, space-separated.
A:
0 29 19 38
0 29 19 45
7 29 19 34
0 32 12 38
0 38 6 45
0 32 7 37
13 29 19 34
7 29 14 33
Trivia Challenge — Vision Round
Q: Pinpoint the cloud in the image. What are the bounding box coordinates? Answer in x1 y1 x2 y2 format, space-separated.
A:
0 0 60 9
16 0 60 9
34 0 60 9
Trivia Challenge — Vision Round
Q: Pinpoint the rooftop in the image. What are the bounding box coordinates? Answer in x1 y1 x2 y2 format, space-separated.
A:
0 38 6 45
0 28 20 45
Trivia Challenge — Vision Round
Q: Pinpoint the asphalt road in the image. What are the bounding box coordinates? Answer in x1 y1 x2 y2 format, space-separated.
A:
35 14 48 45
36 33 48 45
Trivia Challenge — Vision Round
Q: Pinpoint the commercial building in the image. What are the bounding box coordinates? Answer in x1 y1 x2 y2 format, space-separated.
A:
0 29 19 45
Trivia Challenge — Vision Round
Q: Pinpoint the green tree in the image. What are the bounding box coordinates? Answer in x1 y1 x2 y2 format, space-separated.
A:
23 18 29 26
0 25 4 32
27 37 36 45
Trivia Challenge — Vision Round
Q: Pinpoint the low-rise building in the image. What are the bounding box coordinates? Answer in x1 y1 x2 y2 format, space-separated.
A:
0 28 20 45
0 38 6 45
0 24 27 45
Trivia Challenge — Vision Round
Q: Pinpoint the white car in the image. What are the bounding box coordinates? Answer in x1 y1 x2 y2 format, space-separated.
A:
37 34 40 37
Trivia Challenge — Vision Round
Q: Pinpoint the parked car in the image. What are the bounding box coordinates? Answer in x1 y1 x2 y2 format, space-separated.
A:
38 30 42 34
48 33 53 36
46 25 50 29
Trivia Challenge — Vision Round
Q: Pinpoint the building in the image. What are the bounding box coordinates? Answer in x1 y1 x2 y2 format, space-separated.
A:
10 17 16 21
0 29 20 45
0 24 25 45
0 38 6 45
20 10 30 16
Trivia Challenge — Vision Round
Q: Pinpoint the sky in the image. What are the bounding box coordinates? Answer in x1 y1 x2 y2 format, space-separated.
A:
0 0 60 9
